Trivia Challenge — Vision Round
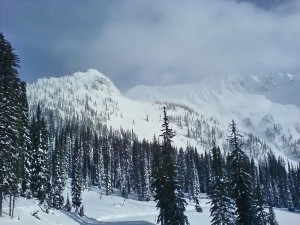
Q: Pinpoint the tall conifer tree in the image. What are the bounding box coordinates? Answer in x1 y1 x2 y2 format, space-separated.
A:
153 107 189 225
210 143 235 225
19 82 32 199
72 137 82 212
0 33 25 216
30 104 51 207
227 120 259 225
52 133 65 209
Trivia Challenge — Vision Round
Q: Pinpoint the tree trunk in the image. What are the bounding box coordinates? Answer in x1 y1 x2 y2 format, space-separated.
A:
9 193 12 217
12 195 15 218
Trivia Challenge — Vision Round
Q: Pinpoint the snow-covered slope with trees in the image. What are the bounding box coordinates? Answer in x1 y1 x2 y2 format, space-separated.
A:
27 69 300 162
27 69 197 149
126 73 300 161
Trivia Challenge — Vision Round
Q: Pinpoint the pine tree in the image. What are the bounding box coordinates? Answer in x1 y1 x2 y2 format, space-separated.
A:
81 126 92 189
92 133 101 187
120 133 132 198
286 176 295 211
17 81 32 199
132 140 142 198
271 182 280 207
152 107 189 225
0 33 25 216
177 148 186 192
267 205 278 225
30 105 51 206
203 151 211 194
132 139 151 201
227 120 258 225
186 146 200 202
209 143 235 225
253 176 269 225
141 139 151 200
102 137 112 195
51 133 65 209
71 137 82 212
64 193 71 212
151 135 161 193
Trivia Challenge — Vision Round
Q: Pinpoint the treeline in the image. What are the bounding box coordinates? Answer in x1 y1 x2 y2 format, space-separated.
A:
18 106 300 214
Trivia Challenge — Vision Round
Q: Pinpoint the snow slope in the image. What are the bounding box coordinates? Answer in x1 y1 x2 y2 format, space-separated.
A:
126 73 300 135
27 69 300 162
1 183 299 225
27 69 198 149
126 74 300 161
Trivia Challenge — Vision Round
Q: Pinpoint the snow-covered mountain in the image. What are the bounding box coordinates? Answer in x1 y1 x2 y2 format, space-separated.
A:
126 73 300 161
27 69 300 163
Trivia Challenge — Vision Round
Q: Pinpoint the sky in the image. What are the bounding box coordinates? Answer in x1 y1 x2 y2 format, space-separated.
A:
1 0 300 91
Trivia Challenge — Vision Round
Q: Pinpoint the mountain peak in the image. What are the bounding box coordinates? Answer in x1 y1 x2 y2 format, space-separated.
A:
31 69 120 96
66 69 120 96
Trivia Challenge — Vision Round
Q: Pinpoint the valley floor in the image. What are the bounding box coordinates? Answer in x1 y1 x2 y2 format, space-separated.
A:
1 185 299 225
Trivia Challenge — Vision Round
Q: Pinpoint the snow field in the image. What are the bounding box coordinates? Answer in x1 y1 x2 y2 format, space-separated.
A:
1 185 299 225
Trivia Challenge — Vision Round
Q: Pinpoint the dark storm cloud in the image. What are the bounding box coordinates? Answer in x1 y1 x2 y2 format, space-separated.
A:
236 0 295 10
1 0 300 91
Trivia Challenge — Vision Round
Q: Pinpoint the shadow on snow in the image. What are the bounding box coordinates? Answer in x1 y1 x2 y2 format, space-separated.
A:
61 210 155 225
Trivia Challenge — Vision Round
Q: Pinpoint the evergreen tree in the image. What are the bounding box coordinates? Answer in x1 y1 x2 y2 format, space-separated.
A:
64 193 72 212
132 139 151 201
267 206 278 225
286 176 295 211
0 33 25 216
72 137 82 212
209 143 235 225
271 182 280 207
51 133 65 209
152 107 189 225
92 133 101 187
141 139 151 200
120 133 132 198
81 126 92 188
227 120 258 225
132 140 142 198
186 146 200 201
177 148 186 193
151 135 161 193
30 105 51 206
203 151 211 194
102 137 112 195
17 82 32 199
253 176 269 225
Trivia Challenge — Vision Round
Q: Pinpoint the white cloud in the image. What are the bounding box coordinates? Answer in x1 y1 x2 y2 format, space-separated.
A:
70 0 300 90
3 0 300 90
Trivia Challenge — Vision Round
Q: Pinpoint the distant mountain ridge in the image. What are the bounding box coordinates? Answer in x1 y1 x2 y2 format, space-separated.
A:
27 69 300 163
126 73 300 138
126 73 300 106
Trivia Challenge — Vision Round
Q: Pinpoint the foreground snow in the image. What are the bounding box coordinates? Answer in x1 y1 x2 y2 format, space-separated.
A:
1 186 299 225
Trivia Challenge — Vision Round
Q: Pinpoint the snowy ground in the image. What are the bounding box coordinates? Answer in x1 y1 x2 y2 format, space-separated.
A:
1 185 299 225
